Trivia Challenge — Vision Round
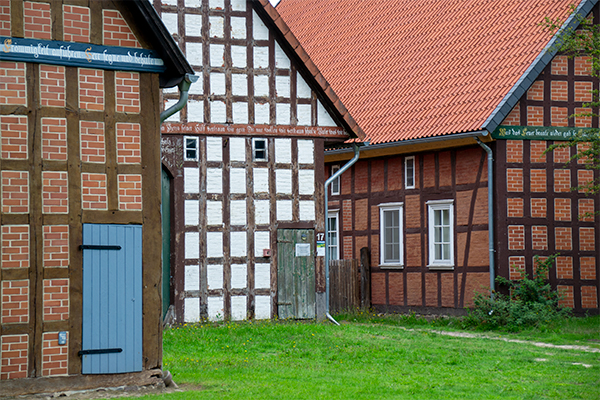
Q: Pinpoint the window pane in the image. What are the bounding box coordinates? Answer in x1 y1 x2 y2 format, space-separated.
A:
434 209 441 226
434 226 441 242
435 243 441 260
443 243 450 260
442 209 449 225
442 226 450 242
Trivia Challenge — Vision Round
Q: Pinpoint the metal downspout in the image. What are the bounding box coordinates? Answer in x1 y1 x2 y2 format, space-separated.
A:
324 143 361 325
160 74 199 123
476 138 495 297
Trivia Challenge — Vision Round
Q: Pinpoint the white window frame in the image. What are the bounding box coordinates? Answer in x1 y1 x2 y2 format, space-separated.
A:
252 138 268 162
330 165 340 195
184 136 199 161
427 199 454 269
379 202 404 268
405 156 415 189
327 210 339 260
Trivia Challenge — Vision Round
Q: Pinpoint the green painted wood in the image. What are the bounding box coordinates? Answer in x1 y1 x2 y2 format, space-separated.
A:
277 229 315 319
161 169 171 318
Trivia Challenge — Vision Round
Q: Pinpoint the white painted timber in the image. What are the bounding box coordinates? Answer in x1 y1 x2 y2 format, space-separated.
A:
253 10 269 40
231 296 247 321
297 72 312 98
254 47 269 69
276 103 290 125
230 200 247 226
255 103 270 124
275 139 291 164
277 200 292 221
230 231 247 257
231 17 246 39
185 14 202 37
255 295 271 320
186 43 203 66
231 45 246 68
184 265 199 291
209 0 224 9
232 102 248 124
230 264 247 289
254 75 269 97
206 137 223 162
207 232 224 258
206 168 223 193
207 264 223 290
207 296 224 321
209 16 224 38
232 74 248 96
206 200 223 226
298 169 315 194
276 75 290 98
297 140 314 164
254 231 270 257
317 100 337 127
254 200 270 225
299 200 315 221
254 264 271 289
184 168 200 193
253 168 269 193
162 13 178 36
230 168 246 194
228 137 245 162
297 104 312 126
210 73 226 95
185 0 201 7
184 298 200 322
185 232 200 259
276 169 292 194
231 0 246 11
184 199 200 225
210 44 225 67
187 100 204 122
164 99 180 122
210 101 227 124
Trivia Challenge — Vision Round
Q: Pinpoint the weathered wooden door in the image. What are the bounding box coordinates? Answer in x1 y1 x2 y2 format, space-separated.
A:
161 168 172 318
277 229 315 319
81 224 142 374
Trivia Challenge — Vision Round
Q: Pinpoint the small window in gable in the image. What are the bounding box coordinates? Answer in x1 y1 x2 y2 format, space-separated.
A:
253 138 267 161
330 165 340 195
184 136 198 161
405 156 415 189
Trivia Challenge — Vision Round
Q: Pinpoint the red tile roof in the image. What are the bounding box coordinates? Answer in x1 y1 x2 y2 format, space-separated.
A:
276 0 584 144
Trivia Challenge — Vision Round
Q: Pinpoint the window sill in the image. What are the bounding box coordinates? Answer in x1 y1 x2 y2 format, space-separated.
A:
379 264 404 269
427 264 454 270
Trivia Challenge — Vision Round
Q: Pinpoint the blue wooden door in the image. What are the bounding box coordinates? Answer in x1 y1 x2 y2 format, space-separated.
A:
81 224 142 374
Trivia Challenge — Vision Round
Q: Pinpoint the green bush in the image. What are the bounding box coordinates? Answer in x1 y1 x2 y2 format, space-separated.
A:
464 255 571 331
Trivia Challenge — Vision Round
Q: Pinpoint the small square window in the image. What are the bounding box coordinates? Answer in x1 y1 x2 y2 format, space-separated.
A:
405 156 415 189
253 138 268 161
330 165 340 195
184 136 198 161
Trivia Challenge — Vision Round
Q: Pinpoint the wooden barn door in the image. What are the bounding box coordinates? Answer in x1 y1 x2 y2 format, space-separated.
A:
277 229 315 319
81 224 143 374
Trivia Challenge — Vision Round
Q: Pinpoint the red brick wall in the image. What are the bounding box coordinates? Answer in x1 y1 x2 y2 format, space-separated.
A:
41 118 68 161
0 0 10 36
0 115 28 159
40 66 66 108
118 174 143 211
116 72 141 114
1 225 29 269
23 1 50 40
103 10 142 48
1 280 29 324
42 332 68 377
116 123 142 164
1 171 29 214
79 69 105 111
80 121 106 163
81 173 108 210
0 62 26 106
63 5 90 43
1 334 28 380
42 172 68 214
43 279 69 321
43 226 69 268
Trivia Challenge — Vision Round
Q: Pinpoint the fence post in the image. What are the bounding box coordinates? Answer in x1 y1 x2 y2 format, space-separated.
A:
360 247 371 309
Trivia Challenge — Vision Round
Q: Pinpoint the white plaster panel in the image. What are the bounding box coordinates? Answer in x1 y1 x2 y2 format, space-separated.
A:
275 139 291 164
229 137 246 161
231 0 246 10
207 296 224 321
317 100 337 127
185 232 200 259
184 298 200 322
211 101 227 123
207 264 223 290
232 102 248 124
253 168 269 193
254 47 269 69
185 200 200 225
207 232 223 258
276 75 290 98
297 104 312 126
255 295 271 319
276 103 290 125
210 44 225 67
184 167 200 193
254 103 270 124
189 79 203 95
254 200 270 225
277 200 292 221
231 17 246 39
298 169 315 195
206 168 223 193
210 73 226 95
185 0 201 7
184 265 199 291
254 231 270 258
206 200 223 226
297 140 314 164
231 264 247 289
232 74 248 96
209 16 224 38
275 42 291 70
163 86 177 94
187 100 204 122
164 99 180 122
186 43 203 66
231 296 247 321
185 14 202 37
209 0 224 8
206 137 223 162
162 13 178 36
231 45 246 68
253 10 269 40
230 168 246 194
254 75 269 97
299 200 315 221
276 169 292 194
254 264 271 289
230 200 247 226
297 72 312 98
162 0 177 5
230 231 247 257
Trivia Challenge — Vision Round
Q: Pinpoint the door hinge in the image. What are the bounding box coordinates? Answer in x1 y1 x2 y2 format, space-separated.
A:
78 348 122 356
80 245 122 250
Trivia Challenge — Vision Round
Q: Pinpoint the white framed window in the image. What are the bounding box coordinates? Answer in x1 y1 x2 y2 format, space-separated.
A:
379 202 403 267
252 138 267 161
405 156 415 189
330 165 340 195
427 199 454 269
327 211 339 260
184 136 199 161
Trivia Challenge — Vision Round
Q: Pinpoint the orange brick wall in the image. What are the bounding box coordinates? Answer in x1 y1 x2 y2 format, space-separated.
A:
103 10 142 48
0 62 26 106
80 121 106 163
118 174 143 211
23 1 50 40
1 280 29 324
116 123 142 164
42 172 68 214
0 0 10 36
41 118 68 161
81 173 108 210
1 171 29 214
41 332 68 377
116 72 141 113
43 279 69 321
40 65 66 108
1 225 29 269
79 69 104 111
63 5 90 43
0 115 28 159
43 226 69 268
0 334 28 380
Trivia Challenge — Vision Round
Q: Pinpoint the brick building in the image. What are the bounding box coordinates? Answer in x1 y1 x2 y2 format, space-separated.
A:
0 0 193 395
279 0 599 314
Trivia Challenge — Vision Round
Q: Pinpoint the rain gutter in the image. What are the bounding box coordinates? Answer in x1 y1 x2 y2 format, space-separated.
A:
160 73 199 123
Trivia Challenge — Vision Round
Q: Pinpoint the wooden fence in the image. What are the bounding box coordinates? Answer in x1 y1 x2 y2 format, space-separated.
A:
329 247 371 313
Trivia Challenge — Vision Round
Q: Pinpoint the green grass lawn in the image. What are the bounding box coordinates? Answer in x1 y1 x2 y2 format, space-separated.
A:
125 314 599 400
